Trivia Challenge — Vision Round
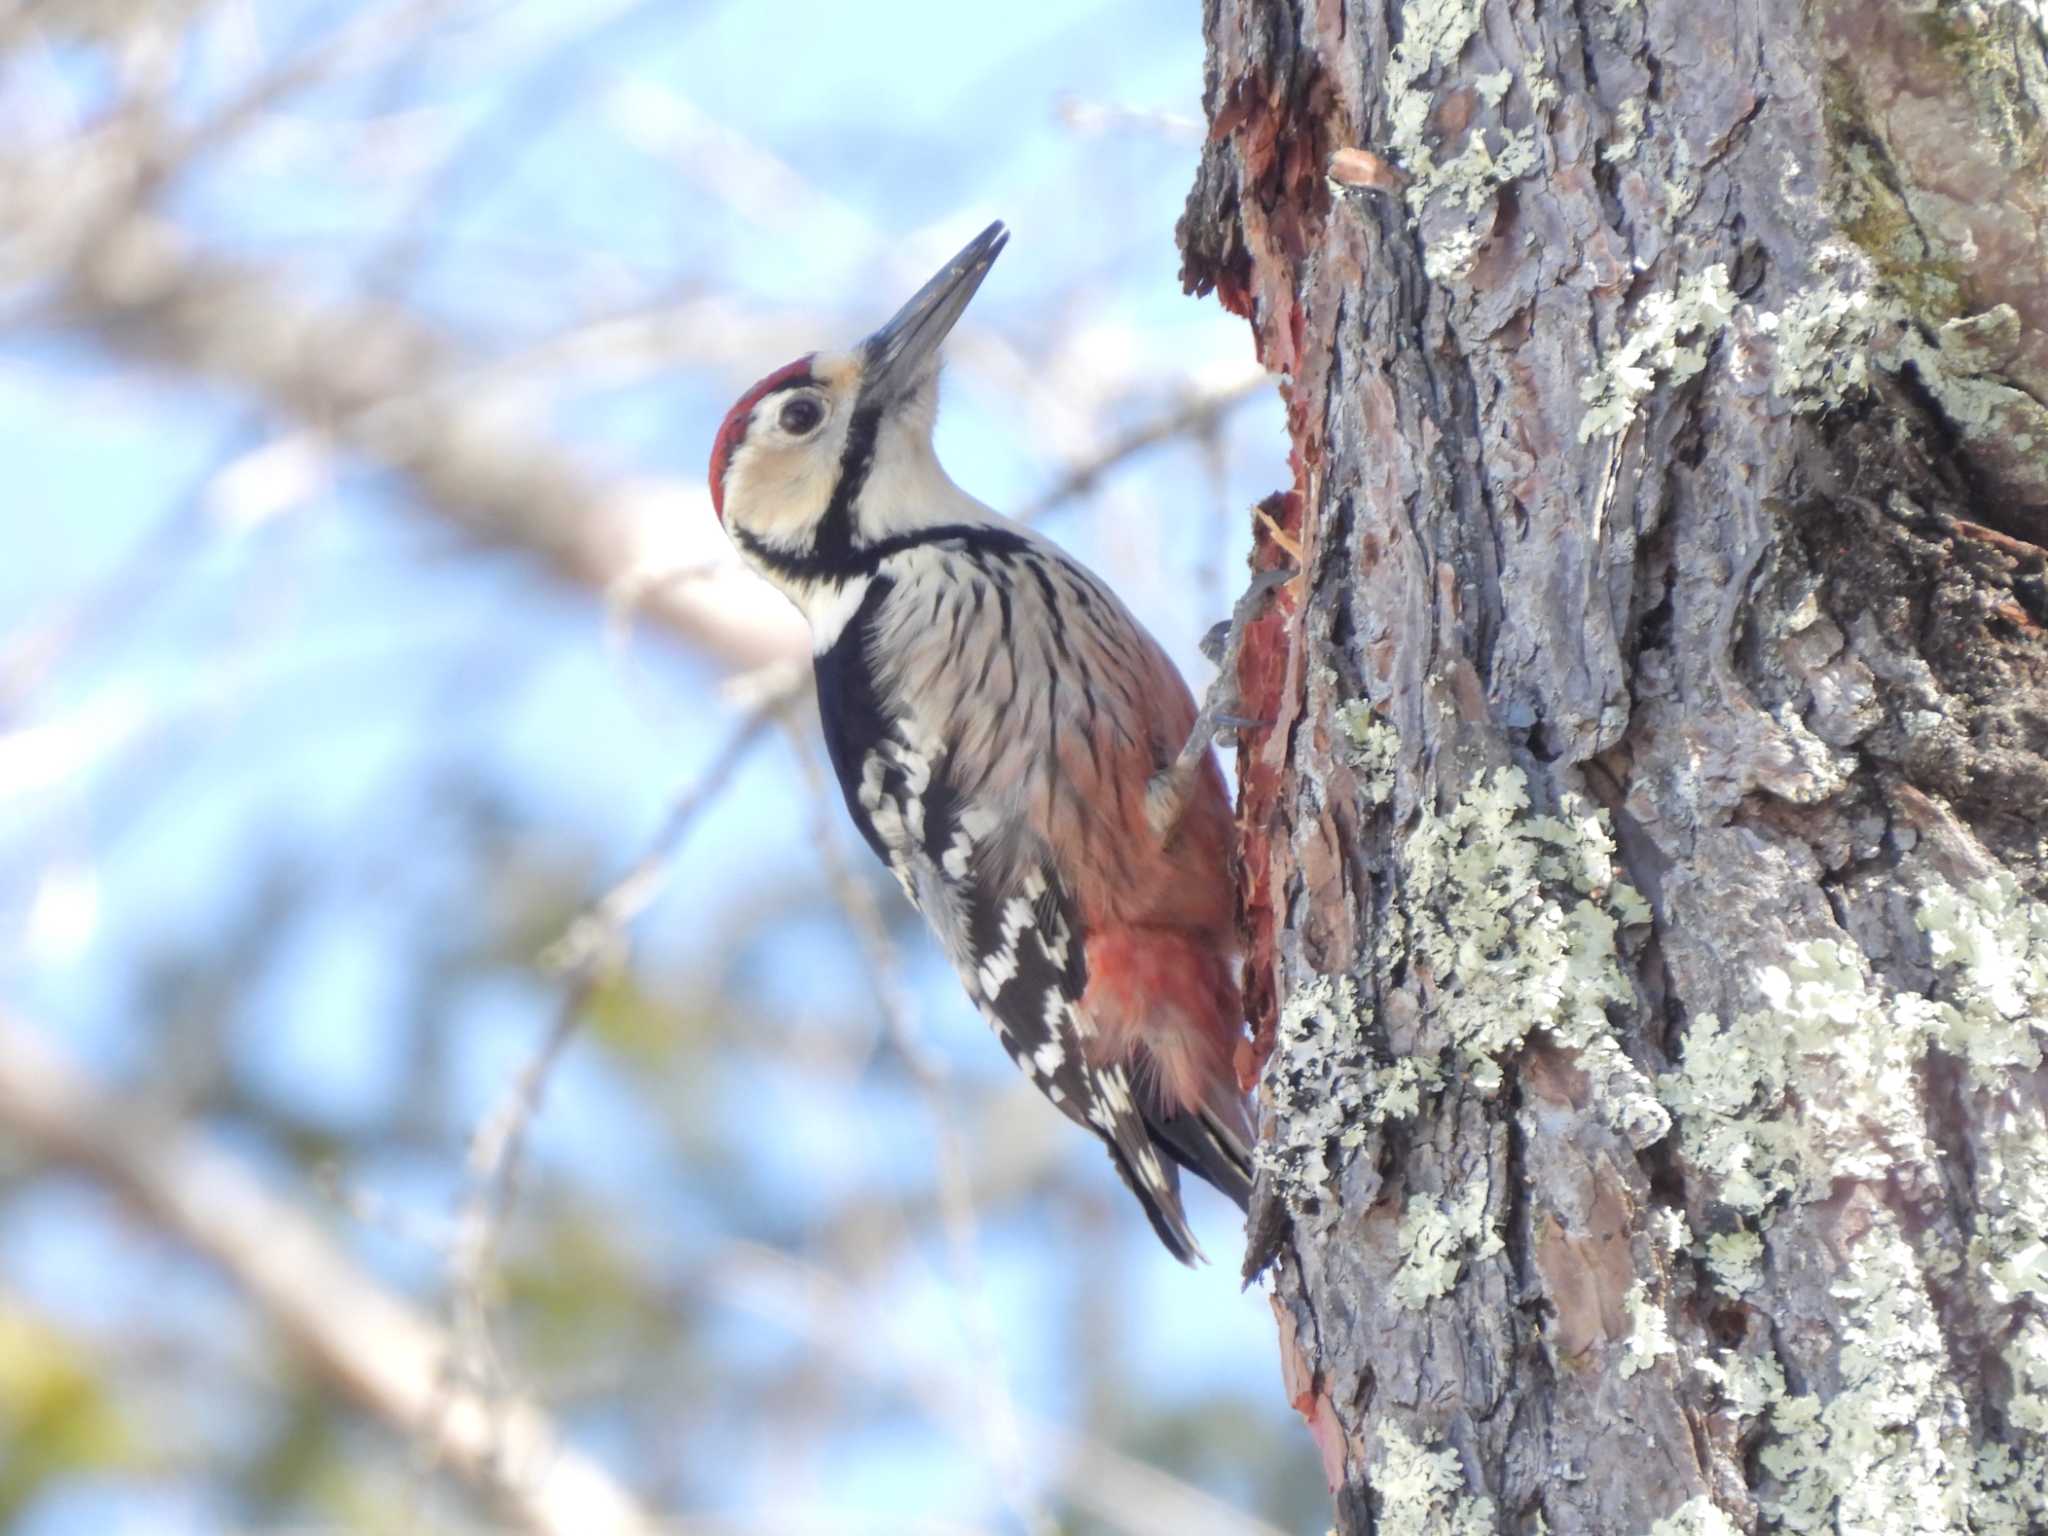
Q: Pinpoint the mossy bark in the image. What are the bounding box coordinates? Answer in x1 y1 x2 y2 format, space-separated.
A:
1180 1 2048 1531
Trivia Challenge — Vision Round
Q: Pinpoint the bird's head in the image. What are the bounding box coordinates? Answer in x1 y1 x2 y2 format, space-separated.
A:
708 221 1008 602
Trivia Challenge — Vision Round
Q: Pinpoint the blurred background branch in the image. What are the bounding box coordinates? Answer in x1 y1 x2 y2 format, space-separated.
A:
0 2 1309 1532
0 1010 664 1536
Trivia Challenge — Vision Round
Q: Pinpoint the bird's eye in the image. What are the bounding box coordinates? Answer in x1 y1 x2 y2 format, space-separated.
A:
779 395 825 435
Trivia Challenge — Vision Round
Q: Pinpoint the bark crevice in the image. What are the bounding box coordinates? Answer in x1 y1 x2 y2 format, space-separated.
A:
1186 0 2048 1529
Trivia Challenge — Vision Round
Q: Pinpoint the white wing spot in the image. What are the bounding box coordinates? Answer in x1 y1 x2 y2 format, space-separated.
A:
978 948 1018 999
976 892 1039 1000
857 753 889 810
1033 1039 1064 1075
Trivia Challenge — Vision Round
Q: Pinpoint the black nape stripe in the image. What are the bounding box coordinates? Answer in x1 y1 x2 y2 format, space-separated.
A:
735 522 1033 584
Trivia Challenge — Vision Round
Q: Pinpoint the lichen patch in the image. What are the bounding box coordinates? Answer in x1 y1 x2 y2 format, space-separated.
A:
1578 265 1737 441
1371 1422 1497 1536
1389 766 1666 1146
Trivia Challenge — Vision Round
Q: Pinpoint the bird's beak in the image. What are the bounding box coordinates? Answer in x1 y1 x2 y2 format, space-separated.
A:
859 220 1008 403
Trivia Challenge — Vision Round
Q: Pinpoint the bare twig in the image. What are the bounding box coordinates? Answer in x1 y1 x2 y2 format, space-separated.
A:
1053 96 1205 142
0 1010 666 1536
165 0 469 170
706 1241 1294 1536
439 698 792 1471
43 208 805 672
1016 371 1271 523
789 732 1052 1536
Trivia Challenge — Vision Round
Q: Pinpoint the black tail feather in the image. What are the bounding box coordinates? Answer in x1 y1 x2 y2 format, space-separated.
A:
1146 1104 1254 1214
1104 1141 1203 1265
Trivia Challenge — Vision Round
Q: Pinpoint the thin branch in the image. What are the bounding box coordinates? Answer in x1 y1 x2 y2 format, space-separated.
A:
790 732 1052 1536
164 0 468 171
1015 371 1271 523
42 208 805 672
705 1241 1295 1536
440 698 792 1461
0 1010 667 1536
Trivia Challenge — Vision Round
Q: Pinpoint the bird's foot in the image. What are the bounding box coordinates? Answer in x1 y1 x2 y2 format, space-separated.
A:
1146 566 1293 837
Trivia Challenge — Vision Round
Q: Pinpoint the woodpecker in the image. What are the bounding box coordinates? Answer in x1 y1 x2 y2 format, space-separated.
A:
708 222 1250 1262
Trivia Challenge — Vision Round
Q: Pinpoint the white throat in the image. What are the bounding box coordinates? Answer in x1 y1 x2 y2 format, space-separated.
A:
805 575 872 653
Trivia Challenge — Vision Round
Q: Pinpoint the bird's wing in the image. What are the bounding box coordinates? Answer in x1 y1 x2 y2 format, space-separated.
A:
896 743 1205 1264
813 564 1207 1262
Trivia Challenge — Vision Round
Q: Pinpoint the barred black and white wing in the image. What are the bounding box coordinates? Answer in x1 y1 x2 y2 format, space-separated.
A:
814 576 1205 1262
948 848 1204 1264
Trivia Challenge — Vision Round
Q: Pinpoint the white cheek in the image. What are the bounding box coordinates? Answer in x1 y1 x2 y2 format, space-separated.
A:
726 423 845 543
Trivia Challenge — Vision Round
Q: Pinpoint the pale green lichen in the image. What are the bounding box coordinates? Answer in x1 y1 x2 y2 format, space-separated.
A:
1422 230 1484 286
1261 974 1444 1227
1762 1229 1975 1535
1831 138 1967 325
1973 1105 2048 1530
1335 702 1401 806
1658 875 2048 1533
1917 873 2048 1085
1646 1496 1740 1536
1380 0 1538 281
1753 246 2048 498
1657 935 1942 1214
1385 0 1483 171
2007 1315 2048 1434
1445 127 1541 215
1974 1419 2048 1536
1373 1423 1497 1536
1259 974 1368 1221
1695 1346 1786 1421
1390 766 1667 1147
1620 1280 1675 1376
1391 1179 1501 1310
1895 321 2048 499
1579 265 1737 440
1647 1204 1690 1257
1705 1229 1764 1295
1602 98 1646 163
1974 1108 2048 1311
1754 254 2013 425
1753 268 1882 410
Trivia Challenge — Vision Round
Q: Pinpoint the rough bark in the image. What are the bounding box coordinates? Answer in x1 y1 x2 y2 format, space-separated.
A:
1180 1 2048 1531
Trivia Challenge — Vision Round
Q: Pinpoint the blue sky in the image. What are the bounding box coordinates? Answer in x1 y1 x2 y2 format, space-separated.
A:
0 2 1311 1529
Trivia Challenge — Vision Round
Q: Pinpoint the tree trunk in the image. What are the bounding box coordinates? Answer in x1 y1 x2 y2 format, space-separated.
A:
1180 2 2048 1531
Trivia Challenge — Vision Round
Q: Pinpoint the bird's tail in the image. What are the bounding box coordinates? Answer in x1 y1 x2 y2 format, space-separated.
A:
1082 925 1255 1218
1147 1098 1254 1212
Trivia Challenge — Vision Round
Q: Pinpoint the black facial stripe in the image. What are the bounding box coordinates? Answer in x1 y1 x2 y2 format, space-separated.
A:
734 522 1032 584
812 401 882 572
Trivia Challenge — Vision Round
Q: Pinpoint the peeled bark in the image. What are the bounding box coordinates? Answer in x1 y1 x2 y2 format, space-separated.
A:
1180 1 2048 1530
